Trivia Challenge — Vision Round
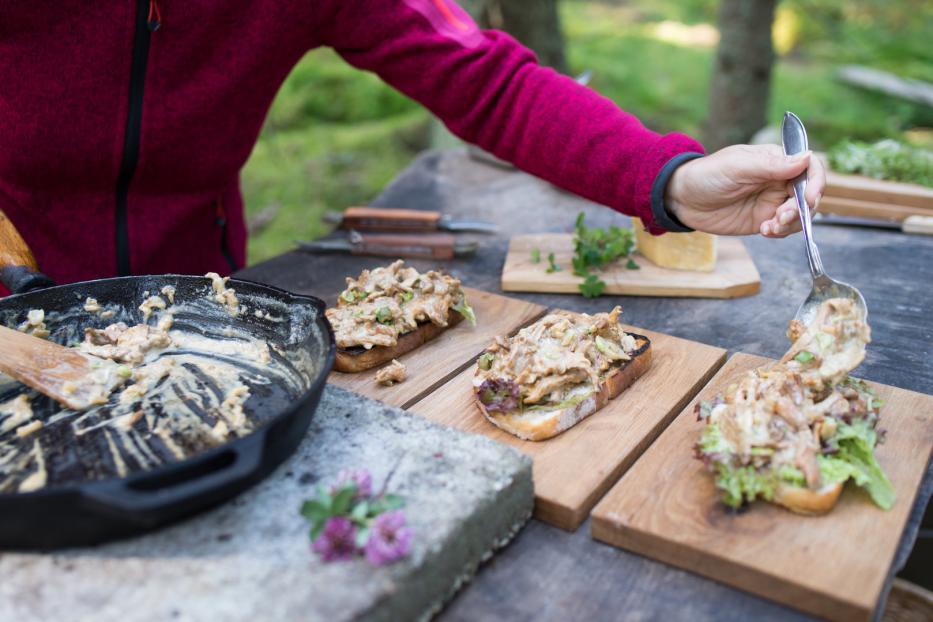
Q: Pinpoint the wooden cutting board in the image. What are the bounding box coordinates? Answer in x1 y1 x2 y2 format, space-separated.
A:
824 167 933 211
591 353 933 622
408 323 726 530
327 287 546 409
501 234 760 299
819 195 933 223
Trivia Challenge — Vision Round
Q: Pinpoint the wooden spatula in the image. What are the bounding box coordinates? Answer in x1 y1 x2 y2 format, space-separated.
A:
0 326 124 410
0 209 123 410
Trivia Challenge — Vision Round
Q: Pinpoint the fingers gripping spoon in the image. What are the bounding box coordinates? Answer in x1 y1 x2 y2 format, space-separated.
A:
781 111 868 326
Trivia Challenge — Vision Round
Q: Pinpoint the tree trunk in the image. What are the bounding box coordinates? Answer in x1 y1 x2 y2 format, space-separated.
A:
487 0 568 73
704 0 777 151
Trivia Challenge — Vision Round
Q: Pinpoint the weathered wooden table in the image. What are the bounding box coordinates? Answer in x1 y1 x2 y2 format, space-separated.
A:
240 148 933 621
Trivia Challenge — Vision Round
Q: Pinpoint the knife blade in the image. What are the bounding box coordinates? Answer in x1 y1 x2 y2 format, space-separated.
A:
324 207 497 234
296 231 478 260
813 213 933 235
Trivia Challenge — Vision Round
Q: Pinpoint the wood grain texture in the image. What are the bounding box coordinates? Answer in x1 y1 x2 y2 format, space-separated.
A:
327 287 546 409
591 353 933 622
501 234 760 299
824 169 933 211
819 195 931 223
341 206 442 232
240 149 933 621
0 209 40 271
0 325 108 410
409 324 726 530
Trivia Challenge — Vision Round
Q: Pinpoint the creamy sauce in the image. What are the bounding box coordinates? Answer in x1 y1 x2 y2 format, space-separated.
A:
0 395 33 435
474 307 638 406
0 277 319 493
18 309 50 339
206 272 239 316
139 295 167 321
375 359 407 386
160 285 176 304
700 298 872 489
326 260 474 349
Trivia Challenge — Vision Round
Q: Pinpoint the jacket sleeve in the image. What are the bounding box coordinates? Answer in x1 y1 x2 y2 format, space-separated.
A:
315 0 704 234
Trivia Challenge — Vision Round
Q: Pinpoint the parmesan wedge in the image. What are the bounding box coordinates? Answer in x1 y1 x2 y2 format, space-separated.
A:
633 217 717 272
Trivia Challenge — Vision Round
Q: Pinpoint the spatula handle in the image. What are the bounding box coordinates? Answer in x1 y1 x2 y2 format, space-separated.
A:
0 209 55 294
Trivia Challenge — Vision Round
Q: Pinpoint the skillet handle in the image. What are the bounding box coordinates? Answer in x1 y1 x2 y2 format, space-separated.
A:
0 209 55 294
80 434 266 521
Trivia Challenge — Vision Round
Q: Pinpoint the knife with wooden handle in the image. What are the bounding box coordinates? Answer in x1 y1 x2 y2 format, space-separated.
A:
296 231 478 260
325 207 497 234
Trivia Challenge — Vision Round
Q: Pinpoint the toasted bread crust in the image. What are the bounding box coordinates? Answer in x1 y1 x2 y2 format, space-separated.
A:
772 481 844 515
475 335 652 441
333 310 464 373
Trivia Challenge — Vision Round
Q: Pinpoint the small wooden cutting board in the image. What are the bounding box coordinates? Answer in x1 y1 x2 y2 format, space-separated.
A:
408 323 726 530
501 234 760 299
327 287 546 409
591 353 933 622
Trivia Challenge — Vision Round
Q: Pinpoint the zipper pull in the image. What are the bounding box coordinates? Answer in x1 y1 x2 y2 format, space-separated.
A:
147 0 162 32
215 198 227 227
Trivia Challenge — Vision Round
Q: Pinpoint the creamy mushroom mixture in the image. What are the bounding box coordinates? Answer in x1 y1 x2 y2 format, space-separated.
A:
17 309 50 339
473 307 640 412
375 359 407 386
0 276 316 493
696 298 895 510
325 260 475 350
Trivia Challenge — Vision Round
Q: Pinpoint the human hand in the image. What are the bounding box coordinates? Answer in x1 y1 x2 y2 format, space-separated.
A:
665 144 826 238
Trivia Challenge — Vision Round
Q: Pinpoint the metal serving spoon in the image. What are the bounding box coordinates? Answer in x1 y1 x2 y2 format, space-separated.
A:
781 111 867 326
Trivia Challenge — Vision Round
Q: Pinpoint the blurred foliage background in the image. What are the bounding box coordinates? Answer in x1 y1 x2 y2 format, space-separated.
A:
241 0 933 264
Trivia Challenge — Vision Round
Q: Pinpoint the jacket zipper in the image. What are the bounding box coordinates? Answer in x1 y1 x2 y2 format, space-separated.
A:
114 0 159 276
216 198 239 273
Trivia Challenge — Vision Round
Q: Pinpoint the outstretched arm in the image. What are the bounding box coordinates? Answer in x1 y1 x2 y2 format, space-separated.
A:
316 0 701 234
316 0 824 238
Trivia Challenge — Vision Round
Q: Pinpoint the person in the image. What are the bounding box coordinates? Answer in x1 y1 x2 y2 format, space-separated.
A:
0 0 824 290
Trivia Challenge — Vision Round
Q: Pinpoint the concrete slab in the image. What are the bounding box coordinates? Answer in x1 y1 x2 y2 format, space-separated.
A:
0 386 534 622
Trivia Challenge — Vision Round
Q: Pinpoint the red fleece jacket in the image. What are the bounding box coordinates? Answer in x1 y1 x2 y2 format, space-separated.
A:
0 0 703 289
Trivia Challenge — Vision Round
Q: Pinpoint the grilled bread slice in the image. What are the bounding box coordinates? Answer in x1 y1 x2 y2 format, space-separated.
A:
773 481 845 515
474 334 651 441
327 260 475 373
334 311 464 373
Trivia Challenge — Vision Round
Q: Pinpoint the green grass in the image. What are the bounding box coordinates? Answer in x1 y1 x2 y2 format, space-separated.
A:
560 1 928 146
241 0 931 264
241 50 429 264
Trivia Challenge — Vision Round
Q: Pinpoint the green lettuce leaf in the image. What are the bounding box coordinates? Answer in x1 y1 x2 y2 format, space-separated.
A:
820 420 895 510
818 455 860 485
699 423 732 455
452 292 477 327
715 464 774 508
776 465 806 486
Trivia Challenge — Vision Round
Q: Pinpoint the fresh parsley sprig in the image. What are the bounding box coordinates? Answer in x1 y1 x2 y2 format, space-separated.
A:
571 212 638 298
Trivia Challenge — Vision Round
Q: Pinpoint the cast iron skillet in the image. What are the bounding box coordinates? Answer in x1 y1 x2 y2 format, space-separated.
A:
0 211 335 549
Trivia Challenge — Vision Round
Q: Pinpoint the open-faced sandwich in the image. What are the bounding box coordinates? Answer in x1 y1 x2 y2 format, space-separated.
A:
472 307 651 441
326 260 476 373
695 298 895 514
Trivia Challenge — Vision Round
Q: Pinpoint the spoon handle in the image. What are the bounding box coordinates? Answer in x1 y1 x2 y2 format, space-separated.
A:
781 112 825 279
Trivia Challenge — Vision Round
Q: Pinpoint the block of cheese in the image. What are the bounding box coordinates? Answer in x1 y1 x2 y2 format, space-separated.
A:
632 218 718 272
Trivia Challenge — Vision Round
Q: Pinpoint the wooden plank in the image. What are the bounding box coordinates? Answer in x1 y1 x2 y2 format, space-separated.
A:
327 287 546 409
818 194 931 223
821 166 933 211
501 235 760 299
409 324 727 530
591 353 933 622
